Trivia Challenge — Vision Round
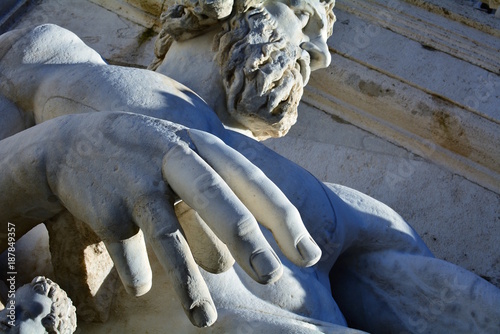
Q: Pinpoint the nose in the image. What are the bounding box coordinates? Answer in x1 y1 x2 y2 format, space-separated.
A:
300 38 331 71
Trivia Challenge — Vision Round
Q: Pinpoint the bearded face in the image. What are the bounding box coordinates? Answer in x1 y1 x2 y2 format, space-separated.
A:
215 7 312 140
153 0 334 139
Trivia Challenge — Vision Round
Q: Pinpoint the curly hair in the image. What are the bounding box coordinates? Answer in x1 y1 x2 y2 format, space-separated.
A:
149 0 335 71
30 276 77 334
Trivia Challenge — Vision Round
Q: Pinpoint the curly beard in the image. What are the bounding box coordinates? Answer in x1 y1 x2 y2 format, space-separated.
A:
215 7 310 140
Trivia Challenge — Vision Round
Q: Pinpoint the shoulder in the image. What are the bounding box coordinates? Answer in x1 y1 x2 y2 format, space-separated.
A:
1 24 105 66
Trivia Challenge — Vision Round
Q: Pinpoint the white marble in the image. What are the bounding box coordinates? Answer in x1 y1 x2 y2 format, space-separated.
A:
0 277 76 333
0 0 499 333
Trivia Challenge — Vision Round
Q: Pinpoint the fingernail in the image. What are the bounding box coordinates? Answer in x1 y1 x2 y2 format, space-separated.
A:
250 249 283 284
297 235 322 266
191 302 217 328
124 281 152 297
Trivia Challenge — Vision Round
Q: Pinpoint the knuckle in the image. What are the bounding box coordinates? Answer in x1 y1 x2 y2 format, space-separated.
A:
151 226 182 243
194 172 222 198
233 216 258 239
164 142 190 163
282 206 302 224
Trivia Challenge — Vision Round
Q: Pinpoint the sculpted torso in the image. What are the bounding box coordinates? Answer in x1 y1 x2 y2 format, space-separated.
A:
1 1 499 333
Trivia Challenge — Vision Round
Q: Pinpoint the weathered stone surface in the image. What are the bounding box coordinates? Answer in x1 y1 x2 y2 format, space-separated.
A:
0 1 499 333
46 212 118 323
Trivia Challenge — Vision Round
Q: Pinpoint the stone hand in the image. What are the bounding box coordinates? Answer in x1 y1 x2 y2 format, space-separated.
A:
0 111 321 327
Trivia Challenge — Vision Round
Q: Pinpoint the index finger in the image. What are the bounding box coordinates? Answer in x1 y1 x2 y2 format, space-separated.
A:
187 129 322 267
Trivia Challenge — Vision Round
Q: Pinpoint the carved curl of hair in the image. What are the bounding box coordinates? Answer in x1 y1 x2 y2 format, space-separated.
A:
149 0 336 71
159 1 264 41
30 276 77 334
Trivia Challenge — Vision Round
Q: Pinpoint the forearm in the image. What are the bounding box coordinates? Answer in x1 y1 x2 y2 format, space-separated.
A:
0 123 64 246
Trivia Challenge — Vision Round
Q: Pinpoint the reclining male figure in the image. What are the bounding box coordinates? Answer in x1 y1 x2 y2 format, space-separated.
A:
0 0 499 332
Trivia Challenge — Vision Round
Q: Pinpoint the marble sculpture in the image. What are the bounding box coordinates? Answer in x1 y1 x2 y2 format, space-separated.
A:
0 0 499 333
